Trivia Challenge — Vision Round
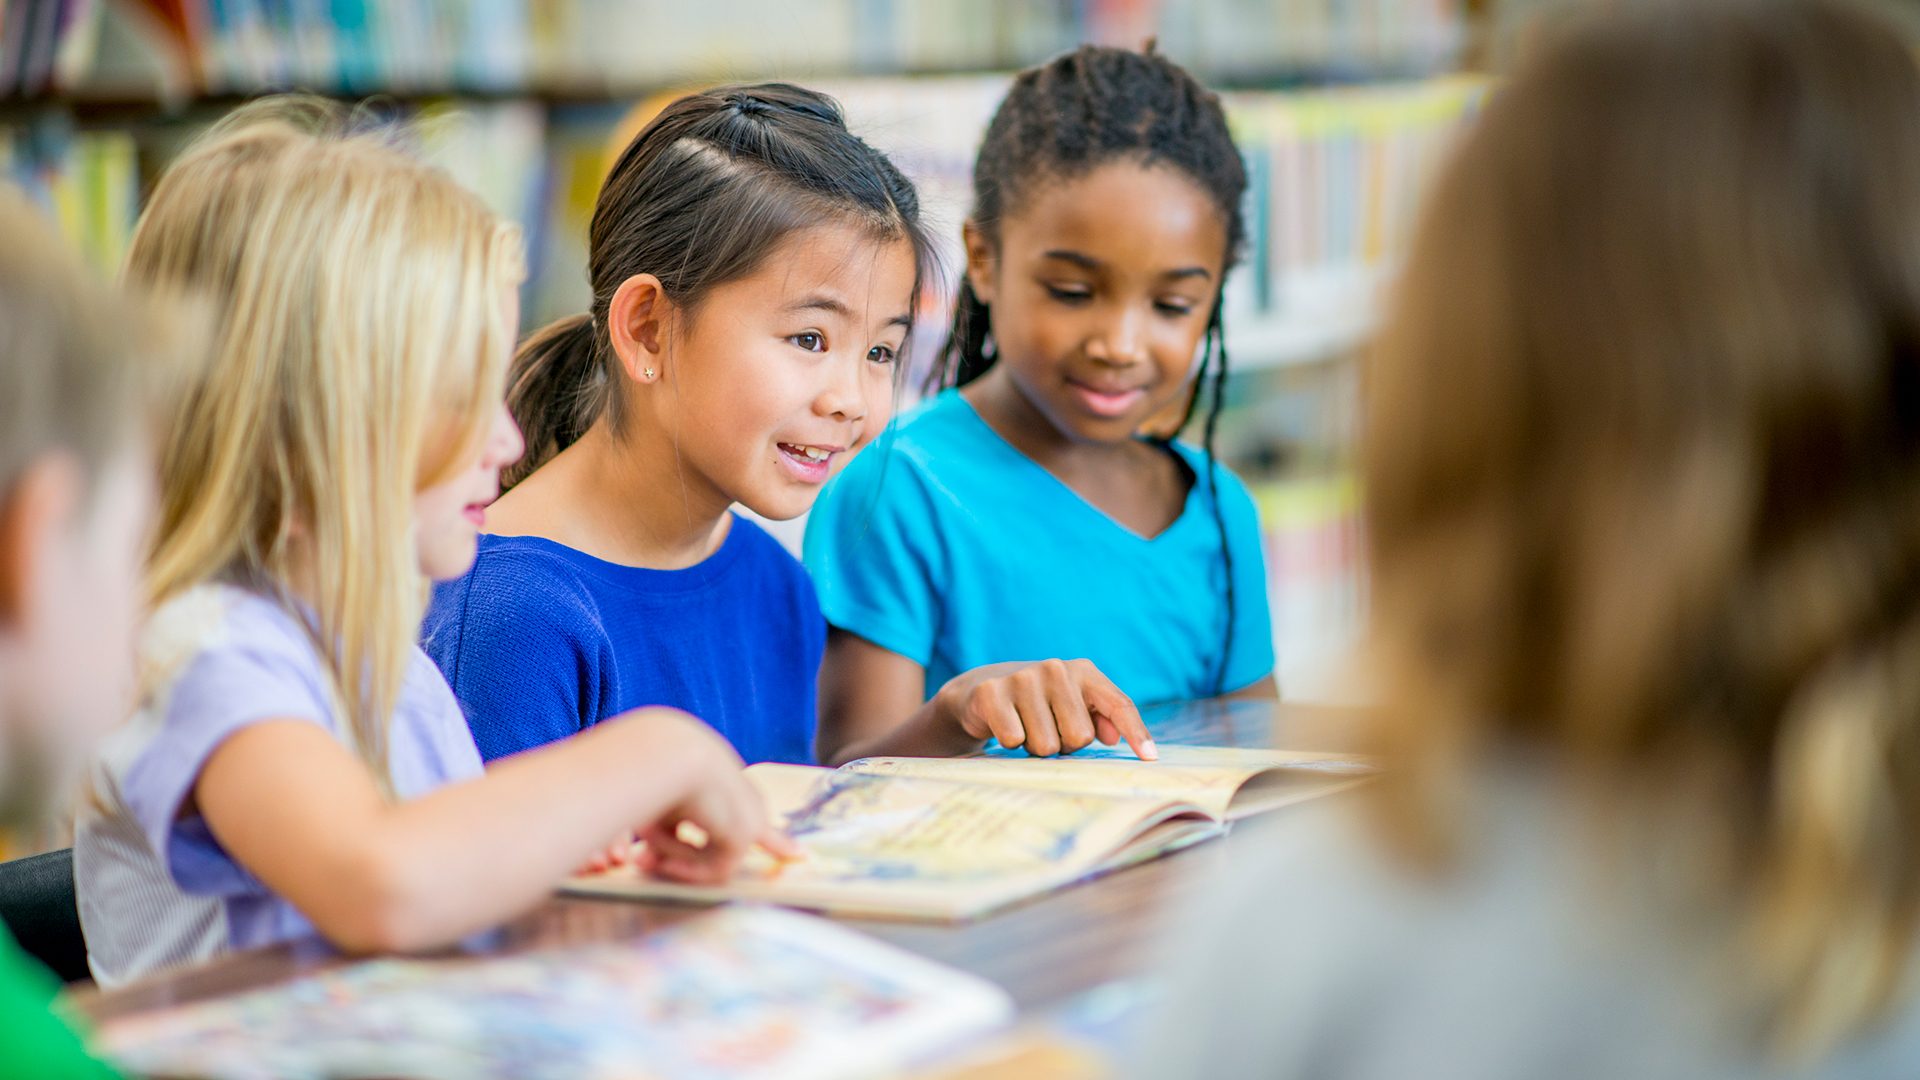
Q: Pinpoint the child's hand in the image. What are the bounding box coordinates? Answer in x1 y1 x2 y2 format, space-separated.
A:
576 833 636 875
626 713 785 885
932 658 1157 760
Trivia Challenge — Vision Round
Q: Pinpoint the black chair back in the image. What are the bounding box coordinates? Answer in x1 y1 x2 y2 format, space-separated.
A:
0 848 89 983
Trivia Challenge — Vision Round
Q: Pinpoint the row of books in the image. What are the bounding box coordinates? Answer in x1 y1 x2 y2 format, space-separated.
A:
0 98 544 281
809 74 1487 373
1220 75 1486 367
0 114 138 274
3 0 1465 101
2 72 1482 366
1254 473 1364 703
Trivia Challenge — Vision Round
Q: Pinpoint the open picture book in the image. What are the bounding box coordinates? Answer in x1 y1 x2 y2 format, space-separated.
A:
565 744 1372 922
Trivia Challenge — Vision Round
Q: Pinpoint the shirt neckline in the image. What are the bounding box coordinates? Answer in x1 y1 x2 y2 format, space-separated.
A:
476 511 759 595
943 389 1205 544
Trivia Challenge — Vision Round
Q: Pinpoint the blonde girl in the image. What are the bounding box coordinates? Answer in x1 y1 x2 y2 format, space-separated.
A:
1137 0 1920 1075
75 100 781 988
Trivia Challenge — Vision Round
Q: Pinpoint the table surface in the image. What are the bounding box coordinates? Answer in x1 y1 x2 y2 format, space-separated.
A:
72 698 1365 1027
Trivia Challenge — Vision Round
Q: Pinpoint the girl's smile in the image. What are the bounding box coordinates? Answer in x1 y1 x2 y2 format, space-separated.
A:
775 441 846 483
1065 378 1150 418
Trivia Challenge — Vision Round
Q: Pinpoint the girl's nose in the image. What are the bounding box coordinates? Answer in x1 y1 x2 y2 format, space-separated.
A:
817 354 870 424
1088 303 1151 368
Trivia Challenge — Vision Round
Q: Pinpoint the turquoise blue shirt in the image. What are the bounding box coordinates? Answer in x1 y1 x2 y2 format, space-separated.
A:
803 390 1274 705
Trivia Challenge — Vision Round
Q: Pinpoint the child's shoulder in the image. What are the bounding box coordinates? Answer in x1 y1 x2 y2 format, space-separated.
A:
143 583 311 676
827 390 1005 503
427 535 621 650
135 583 339 723
455 534 614 604
885 388 997 460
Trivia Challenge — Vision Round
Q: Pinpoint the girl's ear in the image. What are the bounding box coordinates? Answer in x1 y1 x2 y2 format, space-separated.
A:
607 273 671 384
961 220 997 306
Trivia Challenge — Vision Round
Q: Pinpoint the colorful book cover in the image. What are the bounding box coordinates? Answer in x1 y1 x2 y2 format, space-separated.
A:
96 906 1016 1080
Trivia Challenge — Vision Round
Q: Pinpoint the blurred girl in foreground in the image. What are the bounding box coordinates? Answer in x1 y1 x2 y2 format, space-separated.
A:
1136 1 1920 1076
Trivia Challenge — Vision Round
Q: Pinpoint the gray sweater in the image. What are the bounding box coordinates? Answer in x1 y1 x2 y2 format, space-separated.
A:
1129 761 1920 1080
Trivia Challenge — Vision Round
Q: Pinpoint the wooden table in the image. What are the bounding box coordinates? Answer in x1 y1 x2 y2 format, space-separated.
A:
73 698 1364 1029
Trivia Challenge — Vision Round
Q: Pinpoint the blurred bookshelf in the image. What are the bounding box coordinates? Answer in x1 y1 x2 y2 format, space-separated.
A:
2 0 1492 703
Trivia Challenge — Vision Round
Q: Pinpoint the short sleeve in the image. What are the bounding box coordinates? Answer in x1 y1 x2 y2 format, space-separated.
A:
803 439 949 668
120 626 335 898
1215 468 1277 692
422 557 609 762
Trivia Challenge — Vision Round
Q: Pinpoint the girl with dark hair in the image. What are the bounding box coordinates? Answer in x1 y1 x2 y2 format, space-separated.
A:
804 46 1276 766
423 83 1151 768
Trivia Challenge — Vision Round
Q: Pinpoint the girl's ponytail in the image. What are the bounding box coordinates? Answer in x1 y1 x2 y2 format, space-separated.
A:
504 314 604 488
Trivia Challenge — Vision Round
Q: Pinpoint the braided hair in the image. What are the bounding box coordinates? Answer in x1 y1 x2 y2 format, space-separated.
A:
938 46 1250 694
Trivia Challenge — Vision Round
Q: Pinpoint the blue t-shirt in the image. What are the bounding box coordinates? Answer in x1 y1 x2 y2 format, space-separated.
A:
422 515 822 765
803 389 1274 705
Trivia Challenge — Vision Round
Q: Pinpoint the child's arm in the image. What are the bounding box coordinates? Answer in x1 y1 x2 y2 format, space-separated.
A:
815 629 1156 766
191 706 784 955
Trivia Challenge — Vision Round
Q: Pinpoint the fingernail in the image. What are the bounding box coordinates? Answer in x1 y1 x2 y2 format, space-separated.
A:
1140 739 1159 760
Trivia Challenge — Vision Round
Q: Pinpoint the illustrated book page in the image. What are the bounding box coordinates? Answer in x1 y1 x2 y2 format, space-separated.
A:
564 763 1223 922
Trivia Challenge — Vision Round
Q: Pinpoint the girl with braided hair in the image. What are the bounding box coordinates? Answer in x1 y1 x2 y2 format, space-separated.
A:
805 46 1276 766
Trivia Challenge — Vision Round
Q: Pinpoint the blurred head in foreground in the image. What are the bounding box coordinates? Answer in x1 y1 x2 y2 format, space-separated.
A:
1368 0 1920 1056
0 191 154 828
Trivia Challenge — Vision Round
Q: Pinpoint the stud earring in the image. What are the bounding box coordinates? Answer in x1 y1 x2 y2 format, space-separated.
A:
642 367 655 379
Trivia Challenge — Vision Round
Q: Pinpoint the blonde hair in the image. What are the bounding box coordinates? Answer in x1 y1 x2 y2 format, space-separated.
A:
126 97 523 784
1365 0 1920 1058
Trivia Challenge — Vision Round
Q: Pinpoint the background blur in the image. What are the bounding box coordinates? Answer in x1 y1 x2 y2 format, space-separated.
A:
0 0 1528 714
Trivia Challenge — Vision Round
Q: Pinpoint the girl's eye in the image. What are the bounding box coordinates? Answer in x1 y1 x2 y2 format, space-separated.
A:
1044 284 1093 304
790 332 826 352
1156 299 1197 317
867 344 897 366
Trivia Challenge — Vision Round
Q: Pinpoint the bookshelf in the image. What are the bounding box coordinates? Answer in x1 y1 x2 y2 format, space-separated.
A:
3 0 1486 704
3 0 1466 103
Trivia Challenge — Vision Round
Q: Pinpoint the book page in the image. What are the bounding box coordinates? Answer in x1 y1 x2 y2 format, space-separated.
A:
745 761 837 821
571 771 1208 920
779 772 1142 884
843 745 1372 821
